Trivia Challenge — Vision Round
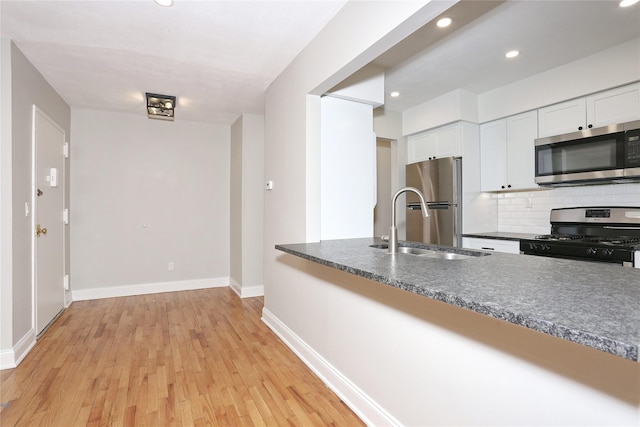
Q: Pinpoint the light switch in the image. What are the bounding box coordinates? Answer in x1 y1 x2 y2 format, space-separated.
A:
266 180 273 191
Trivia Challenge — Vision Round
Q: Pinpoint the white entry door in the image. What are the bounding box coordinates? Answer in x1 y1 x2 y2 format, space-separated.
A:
33 107 65 335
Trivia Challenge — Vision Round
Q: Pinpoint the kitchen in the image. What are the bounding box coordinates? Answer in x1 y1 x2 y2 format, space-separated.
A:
1 0 639 426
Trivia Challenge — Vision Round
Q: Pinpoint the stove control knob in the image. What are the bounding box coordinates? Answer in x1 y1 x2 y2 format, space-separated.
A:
601 248 614 257
586 247 597 255
528 243 537 250
543 244 551 251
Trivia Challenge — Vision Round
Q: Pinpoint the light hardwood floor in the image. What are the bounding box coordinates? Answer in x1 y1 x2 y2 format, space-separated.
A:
0 288 364 426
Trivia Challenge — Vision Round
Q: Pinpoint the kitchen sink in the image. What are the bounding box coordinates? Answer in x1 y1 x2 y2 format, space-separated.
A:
371 243 489 260
422 252 476 260
396 247 437 256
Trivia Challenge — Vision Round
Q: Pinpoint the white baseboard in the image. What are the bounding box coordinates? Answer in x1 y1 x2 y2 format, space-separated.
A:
261 308 400 427
0 328 36 370
71 277 229 301
229 278 264 298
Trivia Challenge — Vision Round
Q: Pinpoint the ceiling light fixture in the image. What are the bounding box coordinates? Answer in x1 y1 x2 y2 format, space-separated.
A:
620 0 639 7
153 0 174 7
505 50 520 59
437 17 452 28
390 91 400 97
146 93 176 121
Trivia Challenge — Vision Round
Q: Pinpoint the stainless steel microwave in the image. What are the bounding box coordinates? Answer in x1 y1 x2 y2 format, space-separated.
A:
535 120 640 185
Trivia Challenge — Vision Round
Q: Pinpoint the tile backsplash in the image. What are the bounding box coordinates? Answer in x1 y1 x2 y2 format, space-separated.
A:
494 182 640 234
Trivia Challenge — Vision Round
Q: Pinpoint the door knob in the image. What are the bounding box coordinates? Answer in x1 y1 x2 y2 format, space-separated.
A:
36 224 47 237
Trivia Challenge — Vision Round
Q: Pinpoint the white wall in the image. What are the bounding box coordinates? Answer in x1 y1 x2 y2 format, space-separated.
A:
264 0 454 320
263 1 638 425
0 38 13 361
70 109 230 299
230 116 243 286
0 41 71 368
403 88 478 136
230 113 264 297
320 96 375 240
374 139 392 237
373 108 406 238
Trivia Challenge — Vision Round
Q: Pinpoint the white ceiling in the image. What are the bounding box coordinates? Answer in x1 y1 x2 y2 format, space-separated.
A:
1 1 639 124
0 0 347 124
377 0 640 112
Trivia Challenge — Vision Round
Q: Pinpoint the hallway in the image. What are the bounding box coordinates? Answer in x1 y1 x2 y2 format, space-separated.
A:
0 288 363 426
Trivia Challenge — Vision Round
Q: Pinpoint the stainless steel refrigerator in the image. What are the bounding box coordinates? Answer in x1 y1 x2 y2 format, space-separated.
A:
405 157 462 247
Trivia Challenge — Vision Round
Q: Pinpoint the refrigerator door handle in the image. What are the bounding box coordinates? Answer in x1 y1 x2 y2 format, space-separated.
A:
427 201 451 209
408 201 452 210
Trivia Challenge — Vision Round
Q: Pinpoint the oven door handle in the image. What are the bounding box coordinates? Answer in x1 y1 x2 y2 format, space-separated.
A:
603 226 640 230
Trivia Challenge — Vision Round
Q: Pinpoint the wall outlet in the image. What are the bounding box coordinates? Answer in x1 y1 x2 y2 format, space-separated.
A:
168 261 174 271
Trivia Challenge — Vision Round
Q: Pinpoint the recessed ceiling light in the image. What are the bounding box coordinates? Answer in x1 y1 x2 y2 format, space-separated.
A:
154 0 174 7
505 50 520 59
437 17 452 28
620 0 639 7
390 91 400 97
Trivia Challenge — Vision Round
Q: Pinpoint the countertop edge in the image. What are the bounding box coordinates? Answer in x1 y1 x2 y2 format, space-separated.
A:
462 232 538 241
275 243 638 362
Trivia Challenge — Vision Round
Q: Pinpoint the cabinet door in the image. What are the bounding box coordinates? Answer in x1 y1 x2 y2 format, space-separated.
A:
587 83 640 128
462 237 520 254
506 111 538 190
407 131 438 164
435 124 463 158
480 119 507 192
538 98 586 138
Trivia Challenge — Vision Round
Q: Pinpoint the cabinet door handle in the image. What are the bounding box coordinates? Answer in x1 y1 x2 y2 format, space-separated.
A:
481 247 495 251
588 124 593 128
578 126 583 130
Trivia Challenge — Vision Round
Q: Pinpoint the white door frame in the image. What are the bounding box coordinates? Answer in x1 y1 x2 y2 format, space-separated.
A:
31 105 67 336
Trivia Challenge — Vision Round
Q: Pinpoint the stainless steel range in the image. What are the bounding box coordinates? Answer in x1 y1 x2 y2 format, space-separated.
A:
520 207 640 268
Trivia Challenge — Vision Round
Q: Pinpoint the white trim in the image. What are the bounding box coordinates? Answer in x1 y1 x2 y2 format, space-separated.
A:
229 277 242 296
229 277 264 298
71 277 228 301
0 328 36 370
261 308 401 427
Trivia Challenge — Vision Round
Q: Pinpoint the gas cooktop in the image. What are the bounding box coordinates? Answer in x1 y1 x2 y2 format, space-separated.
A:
520 207 640 266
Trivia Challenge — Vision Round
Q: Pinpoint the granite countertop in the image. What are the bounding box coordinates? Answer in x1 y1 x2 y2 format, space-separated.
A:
275 238 640 362
462 231 539 241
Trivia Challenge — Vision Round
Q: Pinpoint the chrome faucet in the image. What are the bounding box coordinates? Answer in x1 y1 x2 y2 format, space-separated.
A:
389 187 429 254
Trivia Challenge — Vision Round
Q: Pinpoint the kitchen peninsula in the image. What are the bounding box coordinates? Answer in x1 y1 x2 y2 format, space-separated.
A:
269 238 640 424
276 238 639 361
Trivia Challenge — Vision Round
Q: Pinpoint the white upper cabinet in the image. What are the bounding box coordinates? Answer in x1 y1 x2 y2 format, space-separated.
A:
481 110 538 192
506 111 538 190
480 119 507 191
538 83 640 138
407 122 464 164
586 83 640 128
537 98 586 138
